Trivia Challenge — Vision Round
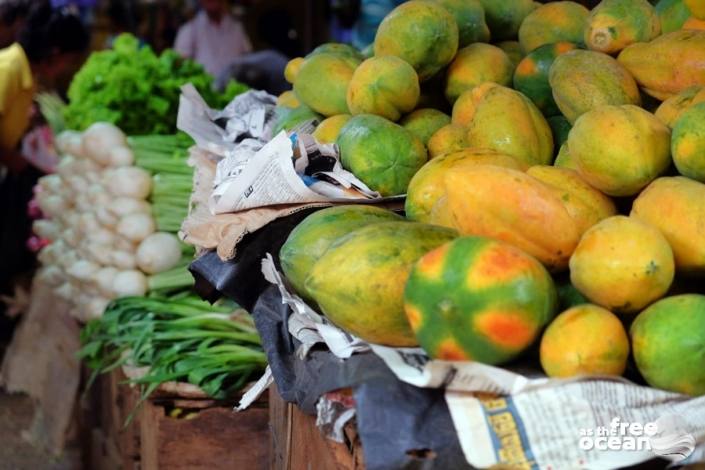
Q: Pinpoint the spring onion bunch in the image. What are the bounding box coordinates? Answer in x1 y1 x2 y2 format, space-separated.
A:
129 134 195 234
79 295 266 402
33 125 196 319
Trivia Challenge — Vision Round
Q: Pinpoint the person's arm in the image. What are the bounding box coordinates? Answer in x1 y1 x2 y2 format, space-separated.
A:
173 22 195 59
236 22 253 55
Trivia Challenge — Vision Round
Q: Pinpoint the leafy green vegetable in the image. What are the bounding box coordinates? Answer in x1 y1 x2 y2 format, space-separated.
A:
79 295 266 404
64 34 248 135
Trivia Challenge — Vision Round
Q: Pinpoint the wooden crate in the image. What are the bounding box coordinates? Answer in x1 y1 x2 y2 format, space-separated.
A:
82 368 141 470
139 394 269 470
83 369 270 470
269 385 364 470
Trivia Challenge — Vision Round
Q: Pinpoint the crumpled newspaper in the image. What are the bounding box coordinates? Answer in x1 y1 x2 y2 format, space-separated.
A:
177 84 277 162
177 85 394 216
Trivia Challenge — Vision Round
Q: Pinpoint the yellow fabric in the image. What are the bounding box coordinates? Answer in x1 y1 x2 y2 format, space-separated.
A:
0 43 34 150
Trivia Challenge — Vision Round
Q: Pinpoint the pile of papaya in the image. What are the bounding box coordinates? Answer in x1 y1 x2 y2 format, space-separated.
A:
276 0 705 398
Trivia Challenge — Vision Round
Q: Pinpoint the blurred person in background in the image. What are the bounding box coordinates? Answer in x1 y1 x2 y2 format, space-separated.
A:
0 0 29 49
105 0 140 48
330 0 358 44
0 1 88 172
174 0 252 77
0 2 89 330
215 9 299 95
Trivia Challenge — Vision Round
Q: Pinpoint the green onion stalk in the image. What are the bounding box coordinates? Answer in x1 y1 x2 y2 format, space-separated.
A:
79 295 266 409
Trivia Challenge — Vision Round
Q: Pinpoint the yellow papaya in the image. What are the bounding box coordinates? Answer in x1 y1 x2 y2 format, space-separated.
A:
526 165 617 237
277 91 300 108
518 1 589 53
284 57 305 84
567 105 671 197
671 102 705 182
427 124 469 158
374 1 459 81
444 164 580 270
654 86 705 127
618 30 705 100
445 43 514 104
406 149 525 224
683 16 705 30
293 53 360 116
458 83 554 166
549 49 641 123
312 114 352 143
585 0 661 54
347 56 420 121
400 109 451 146
631 176 705 274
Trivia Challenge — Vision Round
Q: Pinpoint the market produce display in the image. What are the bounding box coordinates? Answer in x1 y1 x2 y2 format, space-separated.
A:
273 0 705 397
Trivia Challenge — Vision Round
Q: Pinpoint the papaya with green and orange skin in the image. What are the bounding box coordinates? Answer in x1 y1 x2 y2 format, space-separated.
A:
655 0 691 33
427 124 468 158
400 108 451 146
584 0 661 55
654 86 705 127
526 165 617 237
337 114 427 196
549 49 641 123
618 30 705 100
307 43 363 61
445 43 514 104
433 0 490 47
553 143 577 169
569 216 675 314
685 0 705 19
279 205 403 302
683 15 705 29
518 1 589 53
405 149 525 224
404 236 557 364
540 304 629 378
284 57 305 84
374 1 459 81
457 83 554 167
567 104 671 197
671 102 705 182
277 91 300 109
631 177 705 274
631 294 705 396
513 41 578 116
347 56 420 121
495 41 524 69
306 221 457 346
312 114 352 143
444 164 581 269
478 0 537 41
293 53 360 116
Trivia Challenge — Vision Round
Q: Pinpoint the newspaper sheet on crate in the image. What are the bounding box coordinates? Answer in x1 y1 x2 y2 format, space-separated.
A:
177 85 395 216
260 255 705 469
